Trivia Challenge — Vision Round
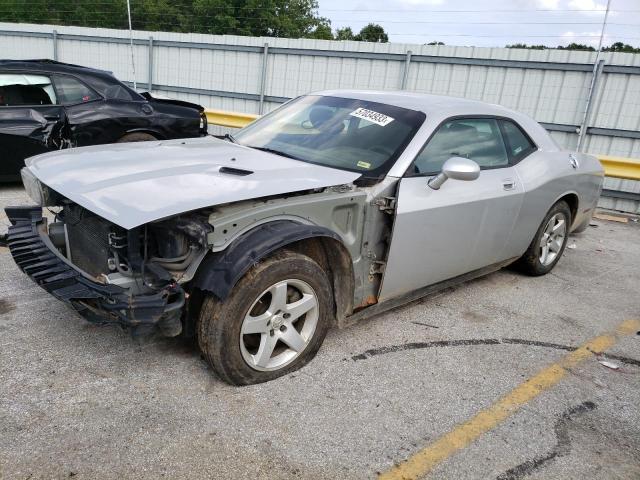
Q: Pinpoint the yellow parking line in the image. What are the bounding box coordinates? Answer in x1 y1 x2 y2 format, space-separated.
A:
379 319 640 480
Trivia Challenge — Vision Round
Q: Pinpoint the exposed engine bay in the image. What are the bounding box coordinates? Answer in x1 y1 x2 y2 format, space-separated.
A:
49 203 210 289
40 202 211 336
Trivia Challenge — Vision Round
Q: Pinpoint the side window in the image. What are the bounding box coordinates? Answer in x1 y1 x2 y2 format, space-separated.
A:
0 73 57 106
103 83 137 100
410 118 509 175
53 75 100 105
500 120 536 161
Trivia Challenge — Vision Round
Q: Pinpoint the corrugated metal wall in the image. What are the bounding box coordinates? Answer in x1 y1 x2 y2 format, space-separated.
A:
1 22 639 212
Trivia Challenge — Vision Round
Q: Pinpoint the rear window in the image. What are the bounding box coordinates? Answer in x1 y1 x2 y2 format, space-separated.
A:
0 73 57 106
53 75 101 105
500 120 536 161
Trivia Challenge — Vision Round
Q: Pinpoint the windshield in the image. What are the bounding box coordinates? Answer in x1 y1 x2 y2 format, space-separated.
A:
234 95 425 178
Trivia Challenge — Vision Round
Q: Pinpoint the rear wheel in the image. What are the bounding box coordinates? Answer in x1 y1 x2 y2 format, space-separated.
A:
514 200 571 276
198 250 333 385
117 132 157 143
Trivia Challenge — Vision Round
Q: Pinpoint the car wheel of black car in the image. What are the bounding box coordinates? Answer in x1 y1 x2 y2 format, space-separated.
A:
198 250 333 386
515 200 571 276
117 132 157 143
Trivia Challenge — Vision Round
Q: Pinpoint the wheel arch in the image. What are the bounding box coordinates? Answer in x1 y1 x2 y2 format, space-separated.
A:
189 220 354 328
553 191 579 228
122 128 165 140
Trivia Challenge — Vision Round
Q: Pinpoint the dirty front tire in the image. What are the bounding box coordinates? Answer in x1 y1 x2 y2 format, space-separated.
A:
117 132 157 143
198 250 333 386
514 200 572 276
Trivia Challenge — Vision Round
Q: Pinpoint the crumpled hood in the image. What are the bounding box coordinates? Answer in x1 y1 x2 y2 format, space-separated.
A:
26 137 361 229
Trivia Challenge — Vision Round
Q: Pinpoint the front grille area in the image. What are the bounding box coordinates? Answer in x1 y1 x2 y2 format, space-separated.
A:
5 205 185 332
61 205 115 277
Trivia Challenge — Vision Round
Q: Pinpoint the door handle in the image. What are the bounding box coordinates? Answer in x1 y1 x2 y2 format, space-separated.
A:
502 179 516 191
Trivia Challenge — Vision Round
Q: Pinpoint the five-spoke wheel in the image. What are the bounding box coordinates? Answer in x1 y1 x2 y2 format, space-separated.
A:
240 279 319 371
198 251 332 385
515 200 571 276
539 212 567 266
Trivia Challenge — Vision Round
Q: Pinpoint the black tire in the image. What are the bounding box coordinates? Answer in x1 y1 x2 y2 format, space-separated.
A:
117 132 157 143
197 250 333 385
514 200 572 276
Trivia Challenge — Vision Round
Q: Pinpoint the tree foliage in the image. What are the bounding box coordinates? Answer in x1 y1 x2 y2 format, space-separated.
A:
557 42 595 51
356 23 388 43
506 42 639 52
332 24 389 42
602 42 640 53
0 0 394 42
0 0 333 39
9 2 638 50
506 43 547 50
335 27 355 41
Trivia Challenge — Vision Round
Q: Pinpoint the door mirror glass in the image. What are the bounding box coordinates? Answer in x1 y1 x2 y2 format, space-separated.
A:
428 156 480 190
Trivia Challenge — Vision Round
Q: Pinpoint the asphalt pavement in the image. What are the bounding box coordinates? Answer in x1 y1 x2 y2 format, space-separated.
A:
1 184 639 480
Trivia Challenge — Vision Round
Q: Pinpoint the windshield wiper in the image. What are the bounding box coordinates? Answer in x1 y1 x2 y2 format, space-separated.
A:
223 133 237 143
247 146 301 160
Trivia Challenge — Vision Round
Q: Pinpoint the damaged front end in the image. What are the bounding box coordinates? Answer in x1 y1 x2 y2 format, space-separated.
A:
5 197 209 337
0 108 71 181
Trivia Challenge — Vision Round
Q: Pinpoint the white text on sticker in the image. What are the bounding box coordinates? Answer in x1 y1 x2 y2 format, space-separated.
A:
350 108 394 127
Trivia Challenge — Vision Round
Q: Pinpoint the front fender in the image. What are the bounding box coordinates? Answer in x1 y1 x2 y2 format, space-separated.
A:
191 220 342 301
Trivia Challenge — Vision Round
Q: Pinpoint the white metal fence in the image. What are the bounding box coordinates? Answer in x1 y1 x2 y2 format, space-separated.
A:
1 22 639 212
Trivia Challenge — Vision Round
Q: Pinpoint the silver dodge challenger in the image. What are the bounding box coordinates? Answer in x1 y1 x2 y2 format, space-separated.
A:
5 90 604 385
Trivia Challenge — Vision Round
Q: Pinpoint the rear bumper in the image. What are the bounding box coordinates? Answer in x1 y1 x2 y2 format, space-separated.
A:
5 206 185 333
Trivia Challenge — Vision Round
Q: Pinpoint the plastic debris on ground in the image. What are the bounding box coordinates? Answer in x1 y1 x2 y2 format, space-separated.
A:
598 359 620 370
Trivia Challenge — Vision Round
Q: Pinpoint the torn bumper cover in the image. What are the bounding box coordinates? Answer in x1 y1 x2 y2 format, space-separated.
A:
5 206 185 333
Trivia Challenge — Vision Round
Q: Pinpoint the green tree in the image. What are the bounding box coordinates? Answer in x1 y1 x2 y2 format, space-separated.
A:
0 0 128 28
505 43 547 49
309 22 333 40
335 27 355 41
603 42 640 53
0 0 332 39
355 23 388 43
557 42 595 51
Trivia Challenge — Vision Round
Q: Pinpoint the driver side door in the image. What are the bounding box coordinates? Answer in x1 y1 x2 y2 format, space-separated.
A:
379 117 525 302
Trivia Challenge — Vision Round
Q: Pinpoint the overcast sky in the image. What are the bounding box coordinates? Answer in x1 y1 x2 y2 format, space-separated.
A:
317 0 640 47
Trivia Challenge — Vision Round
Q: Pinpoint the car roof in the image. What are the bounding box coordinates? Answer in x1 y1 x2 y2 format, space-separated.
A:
314 89 522 117
0 59 113 77
0 59 144 100
313 89 557 150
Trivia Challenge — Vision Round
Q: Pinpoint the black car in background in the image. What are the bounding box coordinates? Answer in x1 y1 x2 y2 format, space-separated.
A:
0 59 207 181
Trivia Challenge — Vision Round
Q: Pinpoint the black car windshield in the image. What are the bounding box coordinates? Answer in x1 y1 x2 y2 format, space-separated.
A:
234 95 425 177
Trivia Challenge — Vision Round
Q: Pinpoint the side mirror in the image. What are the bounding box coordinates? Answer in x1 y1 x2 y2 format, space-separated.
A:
428 157 480 190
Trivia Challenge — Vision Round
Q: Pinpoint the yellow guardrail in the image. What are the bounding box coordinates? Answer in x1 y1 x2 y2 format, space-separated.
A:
596 155 640 181
205 109 259 129
204 109 640 181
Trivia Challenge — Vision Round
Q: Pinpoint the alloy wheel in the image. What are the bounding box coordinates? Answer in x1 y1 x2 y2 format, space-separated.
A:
539 213 567 266
239 279 319 371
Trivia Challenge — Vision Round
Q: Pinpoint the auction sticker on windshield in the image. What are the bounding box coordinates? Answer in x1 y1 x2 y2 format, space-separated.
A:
350 108 395 126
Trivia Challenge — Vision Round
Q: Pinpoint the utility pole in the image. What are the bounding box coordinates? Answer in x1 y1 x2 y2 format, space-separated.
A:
577 0 611 152
127 0 137 90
